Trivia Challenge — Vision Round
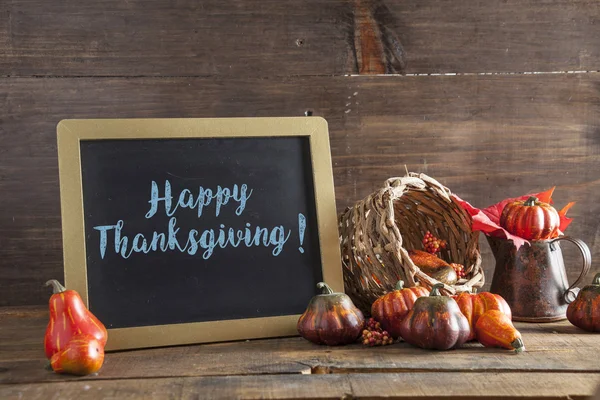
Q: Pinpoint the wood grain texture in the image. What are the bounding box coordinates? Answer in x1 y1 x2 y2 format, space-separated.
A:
0 307 47 362
1 73 599 306
2 307 600 398
2 307 600 386
1 0 599 77
2 372 599 399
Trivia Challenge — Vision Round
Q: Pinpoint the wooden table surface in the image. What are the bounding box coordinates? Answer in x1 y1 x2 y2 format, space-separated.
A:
1 306 599 399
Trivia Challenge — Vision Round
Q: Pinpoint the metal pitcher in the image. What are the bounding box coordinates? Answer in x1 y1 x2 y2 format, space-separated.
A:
487 235 591 322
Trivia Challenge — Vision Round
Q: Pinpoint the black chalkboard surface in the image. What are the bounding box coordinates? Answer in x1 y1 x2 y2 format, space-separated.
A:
80 137 321 328
57 118 342 350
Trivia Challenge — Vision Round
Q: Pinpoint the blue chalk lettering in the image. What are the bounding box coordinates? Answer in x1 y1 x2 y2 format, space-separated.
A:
214 186 231 217
150 232 167 252
167 217 186 252
93 224 117 259
270 226 291 256
132 233 149 253
146 180 175 219
187 229 199 255
199 229 216 260
234 184 253 216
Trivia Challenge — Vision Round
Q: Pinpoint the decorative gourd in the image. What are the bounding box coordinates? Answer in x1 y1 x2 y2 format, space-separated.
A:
371 280 429 339
408 250 458 285
44 280 107 359
566 272 600 332
398 283 470 350
454 291 512 341
50 334 105 375
297 282 365 345
499 196 560 240
475 310 525 353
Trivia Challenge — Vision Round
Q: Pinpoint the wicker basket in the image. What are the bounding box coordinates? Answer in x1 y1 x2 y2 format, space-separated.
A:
339 173 484 313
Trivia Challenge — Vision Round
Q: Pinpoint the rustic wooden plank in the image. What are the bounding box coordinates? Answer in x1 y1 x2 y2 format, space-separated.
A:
392 0 600 74
1 73 599 306
2 307 600 385
1 372 599 399
0 307 47 362
1 0 599 76
0 0 351 78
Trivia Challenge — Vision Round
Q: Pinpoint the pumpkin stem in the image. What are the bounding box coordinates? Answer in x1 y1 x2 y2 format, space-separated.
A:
592 273 600 285
511 338 526 353
429 283 445 297
395 280 405 290
317 282 334 295
45 280 66 294
524 196 538 207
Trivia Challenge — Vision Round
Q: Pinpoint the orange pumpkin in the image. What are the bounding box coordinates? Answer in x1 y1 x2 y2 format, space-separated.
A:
454 291 512 341
499 196 560 240
567 272 600 332
371 280 429 339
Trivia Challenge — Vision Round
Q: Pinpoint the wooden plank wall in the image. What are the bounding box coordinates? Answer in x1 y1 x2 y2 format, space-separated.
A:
1 0 599 306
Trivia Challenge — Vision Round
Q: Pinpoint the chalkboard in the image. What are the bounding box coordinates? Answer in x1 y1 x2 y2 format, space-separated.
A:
57 118 342 350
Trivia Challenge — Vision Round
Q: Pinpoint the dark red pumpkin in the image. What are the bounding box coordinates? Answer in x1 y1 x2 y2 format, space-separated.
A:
454 291 512 341
398 283 470 350
371 280 429 339
567 272 600 332
297 282 365 345
499 196 560 240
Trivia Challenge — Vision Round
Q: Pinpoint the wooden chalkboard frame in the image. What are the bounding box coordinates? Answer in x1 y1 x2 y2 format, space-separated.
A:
56 117 343 350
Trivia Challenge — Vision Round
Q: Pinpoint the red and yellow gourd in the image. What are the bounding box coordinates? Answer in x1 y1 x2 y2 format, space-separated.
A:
297 282 365 345
44 280 107 359
371 280 429 339
499 196 560 240
50 334 105 375
566 272 600 332
398 283 470 350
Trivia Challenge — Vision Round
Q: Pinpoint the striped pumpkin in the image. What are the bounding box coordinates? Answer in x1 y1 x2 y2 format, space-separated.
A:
371 280 429 339
567 273 600 332
500 196 560 240
297 282 365 345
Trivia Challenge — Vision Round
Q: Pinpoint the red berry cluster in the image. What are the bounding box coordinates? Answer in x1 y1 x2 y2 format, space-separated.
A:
361 318 394 346
422 231 447 254
450 263 466 279
366 318 381 331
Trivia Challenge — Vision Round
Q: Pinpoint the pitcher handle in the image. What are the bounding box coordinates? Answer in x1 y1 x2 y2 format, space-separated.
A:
549 236 592 304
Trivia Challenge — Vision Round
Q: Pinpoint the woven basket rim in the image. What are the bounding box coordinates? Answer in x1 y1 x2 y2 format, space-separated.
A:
339 172 484 312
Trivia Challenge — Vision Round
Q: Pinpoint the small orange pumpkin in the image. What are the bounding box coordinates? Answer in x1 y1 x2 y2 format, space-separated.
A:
499 196 560 240
371 280 429 339
297 282 365 345
567 272 600 332
454 291 512 341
